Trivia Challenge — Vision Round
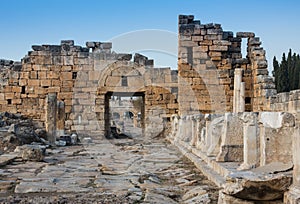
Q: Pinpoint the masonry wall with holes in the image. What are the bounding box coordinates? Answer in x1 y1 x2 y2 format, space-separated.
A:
178 15 275 115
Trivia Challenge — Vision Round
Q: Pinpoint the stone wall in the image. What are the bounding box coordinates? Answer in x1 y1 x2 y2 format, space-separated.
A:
0 59 22 113
268 90 300 114
178 15 275 115
0 40 178 138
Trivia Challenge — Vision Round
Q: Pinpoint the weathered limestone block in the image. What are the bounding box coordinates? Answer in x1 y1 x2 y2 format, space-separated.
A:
206 114 224 156
259 112 295 166
189 114 203 147
284 125 300 203
223 171 292 201
45 93 57 144
236 32 255 38
181 116 193 143
238 112 259 170
216 113 244 162
218 192 282 204
15 145 46 162
145 108 165 138
209 45 228 52
56 101 65 137
169 114 180 139
284 187 300 204
191 114 205 148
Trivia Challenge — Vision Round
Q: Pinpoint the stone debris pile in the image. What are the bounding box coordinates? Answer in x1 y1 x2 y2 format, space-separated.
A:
0 112 47 154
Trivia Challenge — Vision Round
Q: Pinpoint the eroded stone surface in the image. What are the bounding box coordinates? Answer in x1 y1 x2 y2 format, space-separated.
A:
0 138 219 203
223 171 292 201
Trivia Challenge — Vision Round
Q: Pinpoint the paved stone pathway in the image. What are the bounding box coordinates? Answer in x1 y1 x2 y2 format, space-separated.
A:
0 138 219 203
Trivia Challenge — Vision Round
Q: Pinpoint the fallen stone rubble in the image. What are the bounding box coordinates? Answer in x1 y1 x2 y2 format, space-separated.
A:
0 112 47 154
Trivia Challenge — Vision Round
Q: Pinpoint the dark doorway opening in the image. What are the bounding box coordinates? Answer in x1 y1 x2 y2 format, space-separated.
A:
105 92 145 139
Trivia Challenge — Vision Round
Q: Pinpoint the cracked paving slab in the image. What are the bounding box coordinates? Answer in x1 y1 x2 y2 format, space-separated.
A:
0 138 219 203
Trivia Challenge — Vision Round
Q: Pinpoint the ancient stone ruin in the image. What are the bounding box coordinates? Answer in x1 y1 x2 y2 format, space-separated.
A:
0 15 300 203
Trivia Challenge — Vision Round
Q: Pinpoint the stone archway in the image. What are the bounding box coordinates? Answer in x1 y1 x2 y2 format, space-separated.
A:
95 61 146 138
94 60 178 139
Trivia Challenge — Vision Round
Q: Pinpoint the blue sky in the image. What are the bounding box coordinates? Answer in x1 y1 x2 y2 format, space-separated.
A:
1 0 300 71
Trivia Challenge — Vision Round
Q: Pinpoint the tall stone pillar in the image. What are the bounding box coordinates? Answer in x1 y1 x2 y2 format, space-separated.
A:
240 82 245 112
284 125 300 203
56 101 65 137
233 69 245 113
190 116 197 146
238 112 258 170
293 126 300 185
46 93 57 144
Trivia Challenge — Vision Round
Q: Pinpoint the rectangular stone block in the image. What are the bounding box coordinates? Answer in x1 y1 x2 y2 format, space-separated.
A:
47 87 60 93
4 93 14 99
180 40 197 47
193 46 208 52
213 40 231 46
47 71 59 79
204 34 222 40
30 71 38 79
209 45 228 51
12 86 21 93
192 35 203 42
60 72 72 80
63 56 74 65
34 87 46 95
52 80 61 86
89 71 101 81
193 51 208 59
199 40 213 46
27 80 39 86
62 80 73 88
105 76 121 87
12 99 22 105
62 65 72 71
41 80 51 87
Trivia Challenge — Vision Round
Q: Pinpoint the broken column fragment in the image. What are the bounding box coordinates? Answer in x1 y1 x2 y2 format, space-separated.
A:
45 93 57 145
56 101 65 137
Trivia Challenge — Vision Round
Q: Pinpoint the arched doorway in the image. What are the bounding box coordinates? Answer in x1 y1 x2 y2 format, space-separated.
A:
95 60 179 139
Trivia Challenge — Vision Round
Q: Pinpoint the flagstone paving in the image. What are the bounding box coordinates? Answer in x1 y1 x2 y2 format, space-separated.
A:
0 138 219 203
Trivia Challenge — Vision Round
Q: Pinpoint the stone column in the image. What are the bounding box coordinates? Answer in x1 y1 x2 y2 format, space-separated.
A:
238 112 258 170
284 125 300 203
293 126 300 185
240 82 245 112
46 93 57 145
233 69 245 113
194 114 205 149
56 101 65 137
190 116 197 146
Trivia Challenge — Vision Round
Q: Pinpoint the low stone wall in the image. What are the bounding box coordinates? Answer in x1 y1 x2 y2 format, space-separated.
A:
169 112 295 169
169 112 298 202
269 90 300 115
